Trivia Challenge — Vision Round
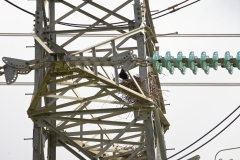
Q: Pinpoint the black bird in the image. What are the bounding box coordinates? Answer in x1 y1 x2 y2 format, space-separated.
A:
119 69 129 79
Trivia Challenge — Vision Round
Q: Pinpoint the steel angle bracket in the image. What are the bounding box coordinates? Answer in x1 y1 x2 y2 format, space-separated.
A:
134 110 152 120
34 118 48 128
109 50 138 70
2 57 31 84
63 50 137 70
2 56 51 84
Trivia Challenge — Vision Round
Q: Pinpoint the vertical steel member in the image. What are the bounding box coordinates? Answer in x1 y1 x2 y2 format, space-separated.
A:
33 0 44 160
47 1 57 160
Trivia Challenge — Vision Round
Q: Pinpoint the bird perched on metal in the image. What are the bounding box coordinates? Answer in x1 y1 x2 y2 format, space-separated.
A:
119 69 129 79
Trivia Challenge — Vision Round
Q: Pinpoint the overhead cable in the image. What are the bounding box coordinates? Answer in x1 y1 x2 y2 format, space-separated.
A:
4 0 128 28
152 0 201 20
5 0 201 28
151 0 189 16
5 0 35 16
177 110 240 160
167 105 240 159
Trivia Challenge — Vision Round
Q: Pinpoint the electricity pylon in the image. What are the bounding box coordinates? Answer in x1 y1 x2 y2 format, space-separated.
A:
2 1 240 160
1 0 169 160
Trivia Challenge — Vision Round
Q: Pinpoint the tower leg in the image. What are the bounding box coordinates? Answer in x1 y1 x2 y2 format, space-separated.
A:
154 108 167 160
144 114 156 160
33 126 42 160
33 1 45 159
47 1 56 160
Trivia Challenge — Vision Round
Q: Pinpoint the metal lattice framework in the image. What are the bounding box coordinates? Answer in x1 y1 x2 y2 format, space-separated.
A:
1 1 240 159
2 1 240 160
0 0 170 160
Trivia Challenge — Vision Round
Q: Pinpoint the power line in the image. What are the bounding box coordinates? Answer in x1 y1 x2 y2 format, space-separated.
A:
152 0 200 20
151 0 189 16
4 0 129 28
167 105 240 159
177 110 240 160
4 0 201 28
5 0 35 16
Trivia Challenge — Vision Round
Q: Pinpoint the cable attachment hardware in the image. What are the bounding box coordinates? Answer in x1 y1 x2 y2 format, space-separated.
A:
2 56 51 84
2 57 31 84
64 50 137 71
0 65 5 76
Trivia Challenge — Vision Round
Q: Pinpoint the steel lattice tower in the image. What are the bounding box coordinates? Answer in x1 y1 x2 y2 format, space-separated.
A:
28 0 168 160
2 1 240 160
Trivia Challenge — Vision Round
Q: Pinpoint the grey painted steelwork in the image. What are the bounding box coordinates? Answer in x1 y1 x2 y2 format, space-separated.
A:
1 0 169 159
48 1 57 159
33 1 44 160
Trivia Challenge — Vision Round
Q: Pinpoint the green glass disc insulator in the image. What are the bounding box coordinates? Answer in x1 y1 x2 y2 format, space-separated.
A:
152 51 159 69
225 61 231 71
192 65 198 75
156 62 163 74
155 61 160 70
212 52 218 70
200 52 207 70
212 61 218 70
224 51 231 67
177 51 183 70
165 51 171 70
188 52 195 70
181 66 186 75
236 51 240 70
228 65 233 74
169 65 174 75
224 51 234 73
204 66 210 74
201 61 207 71
166 61 172 70
178 62 183 69
189 61 195 70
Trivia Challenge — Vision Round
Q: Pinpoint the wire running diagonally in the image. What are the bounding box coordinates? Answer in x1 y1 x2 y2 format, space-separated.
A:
177 111 240 160
152 0 201 20
151 0 189 16
4 0 201 27
167 105 240 159
4 0 129 28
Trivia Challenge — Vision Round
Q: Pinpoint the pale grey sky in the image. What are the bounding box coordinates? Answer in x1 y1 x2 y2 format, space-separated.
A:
0 0 240 160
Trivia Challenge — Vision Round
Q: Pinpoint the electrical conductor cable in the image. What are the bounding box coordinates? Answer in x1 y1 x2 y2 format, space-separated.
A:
177 110 240 160
167 105 240 159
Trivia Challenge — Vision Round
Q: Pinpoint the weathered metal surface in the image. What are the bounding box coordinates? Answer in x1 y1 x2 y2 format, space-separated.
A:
1 0 168 159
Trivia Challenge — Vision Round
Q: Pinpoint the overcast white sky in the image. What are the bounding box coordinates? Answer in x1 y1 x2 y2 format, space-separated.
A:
0 0 240 160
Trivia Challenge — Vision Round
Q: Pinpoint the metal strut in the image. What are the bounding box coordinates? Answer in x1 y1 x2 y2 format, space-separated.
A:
2 0 170 160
